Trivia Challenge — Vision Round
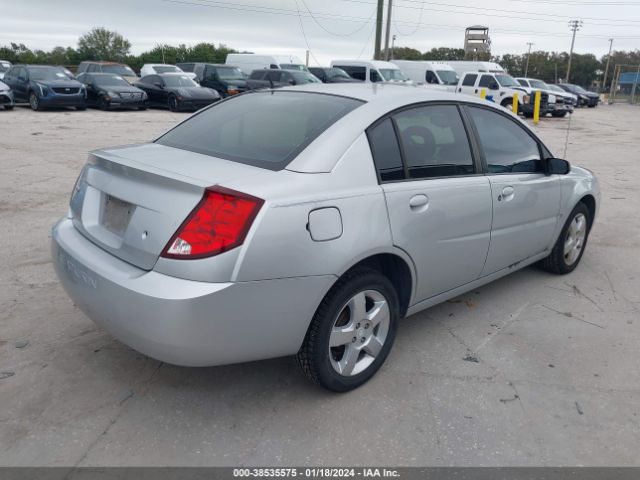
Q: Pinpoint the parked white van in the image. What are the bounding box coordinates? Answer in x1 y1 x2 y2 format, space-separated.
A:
444 61 506 78
225 54 307 75
329 59 411 84
391 60 458 91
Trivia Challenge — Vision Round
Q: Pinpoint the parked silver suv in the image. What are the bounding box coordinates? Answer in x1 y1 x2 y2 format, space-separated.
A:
52 84 599 391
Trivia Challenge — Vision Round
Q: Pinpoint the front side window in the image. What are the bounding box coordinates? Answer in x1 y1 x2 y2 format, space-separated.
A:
462 74 477 86
478 75 494 87
370 69 383 82
156 91 363 170
425 71 438 84
394 105 475 179
337 66 365 81
468 106 542 174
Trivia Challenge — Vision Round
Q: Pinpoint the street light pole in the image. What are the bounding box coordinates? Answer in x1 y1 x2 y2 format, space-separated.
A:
602 38 614 92
524 42 534 77
565 19 583 83
391 34 396 60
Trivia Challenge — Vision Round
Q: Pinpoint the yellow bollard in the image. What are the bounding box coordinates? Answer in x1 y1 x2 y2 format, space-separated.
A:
480 88 486 100
512 93 519 114
533 91 541 124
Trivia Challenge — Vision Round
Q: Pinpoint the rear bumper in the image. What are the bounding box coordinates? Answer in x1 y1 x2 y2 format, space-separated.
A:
52 218 334 366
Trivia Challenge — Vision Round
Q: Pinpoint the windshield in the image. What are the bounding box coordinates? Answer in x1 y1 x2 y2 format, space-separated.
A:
280 64 308 72
94 75 130 87
327 68 351 79
529 79 548 89
216 66 244 80
547 85 563 92
154 65 181 73
379 68 408 81
28 67 74 81
290 71 321 84
572 85 588 94
101 64 136 76
156 91 363 170
163 75 199 87
496 74 520 87
436 70 458 85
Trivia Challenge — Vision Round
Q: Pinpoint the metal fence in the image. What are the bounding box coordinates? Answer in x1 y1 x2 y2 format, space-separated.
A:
608 64 640 104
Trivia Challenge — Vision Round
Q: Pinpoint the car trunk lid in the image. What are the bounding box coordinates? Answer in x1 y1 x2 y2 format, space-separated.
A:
70 143 275 270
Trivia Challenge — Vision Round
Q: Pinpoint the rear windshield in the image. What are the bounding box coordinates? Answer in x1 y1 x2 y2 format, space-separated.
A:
156 91 363 170
101 64 136 76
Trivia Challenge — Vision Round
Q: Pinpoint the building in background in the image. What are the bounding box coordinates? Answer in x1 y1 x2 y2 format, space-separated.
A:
464 26 491 61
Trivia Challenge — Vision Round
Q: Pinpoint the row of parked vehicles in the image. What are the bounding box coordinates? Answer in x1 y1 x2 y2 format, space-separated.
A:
0 56 600 115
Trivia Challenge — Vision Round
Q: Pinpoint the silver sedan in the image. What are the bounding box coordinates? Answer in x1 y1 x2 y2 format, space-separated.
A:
0 79 14 110
52 84 599 391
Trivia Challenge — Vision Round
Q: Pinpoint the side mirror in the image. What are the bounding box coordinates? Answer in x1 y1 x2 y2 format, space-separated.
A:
547 158 570 175
489 81 499 90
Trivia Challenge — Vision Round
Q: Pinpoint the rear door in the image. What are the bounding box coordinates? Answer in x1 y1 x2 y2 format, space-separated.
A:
368 103 492 302
457 73 478 96
465 105 561 275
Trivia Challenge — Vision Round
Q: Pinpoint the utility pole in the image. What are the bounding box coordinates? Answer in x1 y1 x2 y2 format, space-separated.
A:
391 34 396 60
374 0 384 60
383 0 393 61
565 19 583 83
524 42 534 77
602 38 614 92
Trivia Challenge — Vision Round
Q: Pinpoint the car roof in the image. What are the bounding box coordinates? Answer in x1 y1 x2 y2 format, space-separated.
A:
82 61 127 65
156 72 196 76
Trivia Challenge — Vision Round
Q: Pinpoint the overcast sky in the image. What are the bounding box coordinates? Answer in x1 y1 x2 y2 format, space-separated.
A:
1 0 639 65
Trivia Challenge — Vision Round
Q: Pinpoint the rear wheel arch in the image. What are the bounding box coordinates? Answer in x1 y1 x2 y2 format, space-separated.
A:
337 253 413 318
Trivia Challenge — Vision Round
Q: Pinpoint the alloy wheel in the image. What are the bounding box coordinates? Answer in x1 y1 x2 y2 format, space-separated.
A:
328 289 390 377
564 213 587 265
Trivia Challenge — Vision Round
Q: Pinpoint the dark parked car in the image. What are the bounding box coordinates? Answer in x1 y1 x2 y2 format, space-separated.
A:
77 61 138 84
0 79 15 110
189 63 248 97
3 65 86 111
557 84 599 107
247 69 320 90
77 73 147 110
134 73 220 111
308 67 360 83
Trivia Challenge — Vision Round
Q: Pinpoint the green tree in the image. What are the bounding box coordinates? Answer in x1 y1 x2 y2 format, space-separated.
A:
422 47 465 61
390 46 422 60
77 27 131 61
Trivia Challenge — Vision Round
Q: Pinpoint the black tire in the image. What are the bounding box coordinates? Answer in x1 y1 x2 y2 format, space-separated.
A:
523 112 534 118
76 105 87 111
4 105 14 110
501 98 513 109
138 106 147 111
98 97 110 111
168 94 179 112
296 267 399 392
29 91 41 111
552 111 567 118
539 202 591 274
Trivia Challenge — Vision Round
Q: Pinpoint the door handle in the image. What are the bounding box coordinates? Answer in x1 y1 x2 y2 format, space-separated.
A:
474 89 478 94
498 186 515 202
409 194 429 210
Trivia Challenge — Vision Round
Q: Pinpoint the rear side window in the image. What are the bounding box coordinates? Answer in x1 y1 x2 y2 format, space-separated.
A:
156 91 363 170
467 106 543 174
462 74 477 86
367 119 404 182
370 70 382 82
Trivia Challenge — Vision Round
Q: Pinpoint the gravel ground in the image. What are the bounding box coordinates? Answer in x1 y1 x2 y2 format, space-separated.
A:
0 103 638 466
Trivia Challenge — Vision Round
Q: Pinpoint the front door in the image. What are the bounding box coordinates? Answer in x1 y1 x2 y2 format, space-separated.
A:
465 105 561 275
367 103 493 303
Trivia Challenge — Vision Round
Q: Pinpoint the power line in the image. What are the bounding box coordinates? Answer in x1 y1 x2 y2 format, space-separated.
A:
393 0 425 37
160 0 640 40
344 0 640 28
508 0 640 5
298 0 375 37
293 0 322 66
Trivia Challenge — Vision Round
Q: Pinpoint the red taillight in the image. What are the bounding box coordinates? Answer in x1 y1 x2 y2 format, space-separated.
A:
161 186 264 260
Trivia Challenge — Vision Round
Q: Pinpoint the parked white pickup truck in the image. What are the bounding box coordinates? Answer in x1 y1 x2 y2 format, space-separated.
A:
456 71 530 110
